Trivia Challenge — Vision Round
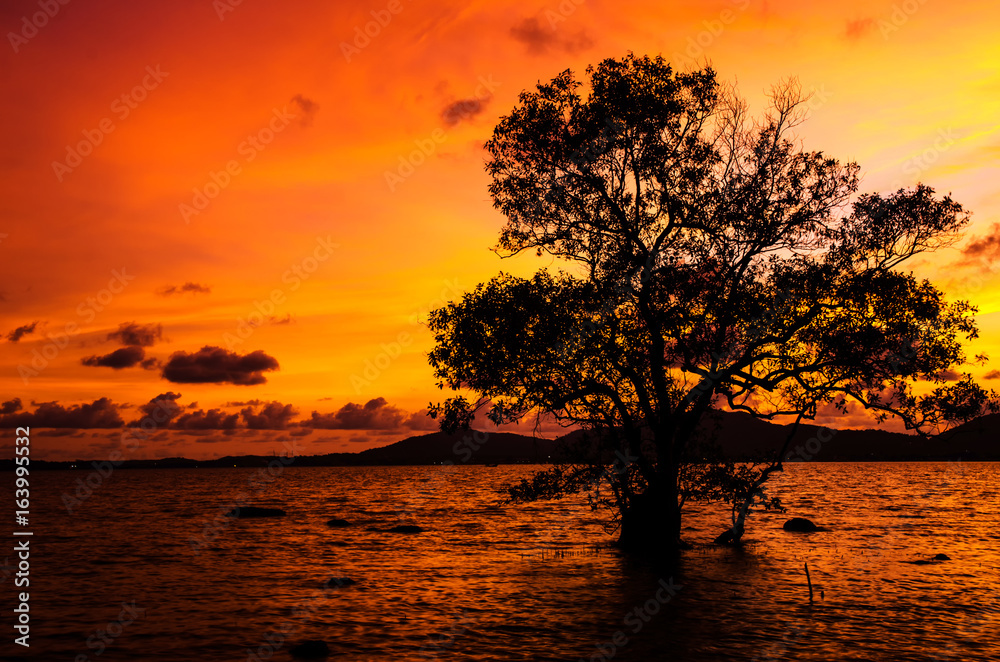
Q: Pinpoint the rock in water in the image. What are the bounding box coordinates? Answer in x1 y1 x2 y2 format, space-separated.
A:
289 639 330 658
324 577 357 588
325 518 351 527
388 525 424 533
933 553 950 561
714 529 736 545
782 517 818 532
224 506 286 518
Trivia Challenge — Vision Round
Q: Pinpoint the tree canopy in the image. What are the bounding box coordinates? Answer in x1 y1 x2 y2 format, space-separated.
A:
427 54 997 554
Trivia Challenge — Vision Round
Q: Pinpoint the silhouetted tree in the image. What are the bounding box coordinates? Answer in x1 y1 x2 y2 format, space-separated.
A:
427 54 997 555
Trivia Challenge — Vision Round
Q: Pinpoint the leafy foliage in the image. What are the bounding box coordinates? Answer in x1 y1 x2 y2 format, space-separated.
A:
427 54 998 551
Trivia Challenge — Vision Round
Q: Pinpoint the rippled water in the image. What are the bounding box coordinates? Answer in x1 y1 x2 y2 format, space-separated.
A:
4 463 999 660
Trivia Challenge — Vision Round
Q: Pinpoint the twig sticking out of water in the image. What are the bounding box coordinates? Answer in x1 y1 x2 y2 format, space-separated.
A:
804 562 814 604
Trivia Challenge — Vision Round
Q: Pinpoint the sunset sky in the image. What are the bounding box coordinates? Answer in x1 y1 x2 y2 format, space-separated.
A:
2 0 999 460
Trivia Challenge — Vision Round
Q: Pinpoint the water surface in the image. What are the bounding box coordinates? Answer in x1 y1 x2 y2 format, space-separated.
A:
5 462 998 660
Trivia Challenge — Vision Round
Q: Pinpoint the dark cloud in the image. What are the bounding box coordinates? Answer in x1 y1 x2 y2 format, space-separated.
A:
193 433 239 443
984 370 1000 379
161 346 279 385
108 322 163 347
157 282 211 296
291 94 319 127
960 223 1000 265
6 321 39 342
2 398 22 414
404 408 438 430
303 397 406 429
81 346 147 369
0 398 123 428
441 98 489 127
131 392 184 426
918 369 962 382
845 18 875 40
172 408 239 431
936 369 961 381
241 401 299 429
510 17 593 55
246 314 296 329
226 399 264 407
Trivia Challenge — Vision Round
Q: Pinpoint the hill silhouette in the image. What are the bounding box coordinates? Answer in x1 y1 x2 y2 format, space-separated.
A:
5 411 998 471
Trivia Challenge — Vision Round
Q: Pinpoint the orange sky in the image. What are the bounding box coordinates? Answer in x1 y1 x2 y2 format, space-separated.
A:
2 0 999 460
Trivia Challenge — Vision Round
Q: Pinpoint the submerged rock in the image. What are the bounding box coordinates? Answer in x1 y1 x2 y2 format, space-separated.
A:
388 525 424 534
782 517 818 532
325 518 351 527
289 639 330 658
324 577 357 588
224 506 286 518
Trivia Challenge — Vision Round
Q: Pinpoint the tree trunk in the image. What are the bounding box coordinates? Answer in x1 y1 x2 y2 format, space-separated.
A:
617 480 682 556
728 496 751 544
617 425 685 556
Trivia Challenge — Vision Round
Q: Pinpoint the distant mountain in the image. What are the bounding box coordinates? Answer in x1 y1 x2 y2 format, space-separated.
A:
5 411 998 471
700 410 1000 462
355 429 560 464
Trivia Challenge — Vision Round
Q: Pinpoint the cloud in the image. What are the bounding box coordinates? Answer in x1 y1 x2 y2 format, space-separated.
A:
0 398 123 428
6 321 39 342
157 282 211 296
81 346 147 369
404 408 438 430
291 94 319 127
301 399 440 431
934 369 961 381
510 17 593 55
984 370 1000 379
441 98 490 127
959 223 1000 266
172 408 240 431
161 346 280 385
132 392 184 426
108 322 163 347
845 18 875 40
192 433 239 443
2 398 23 414
241 401 299 429
245 314 296 329
303 397 406 429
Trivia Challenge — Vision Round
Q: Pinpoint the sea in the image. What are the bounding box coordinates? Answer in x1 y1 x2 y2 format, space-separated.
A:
3 462 999 660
